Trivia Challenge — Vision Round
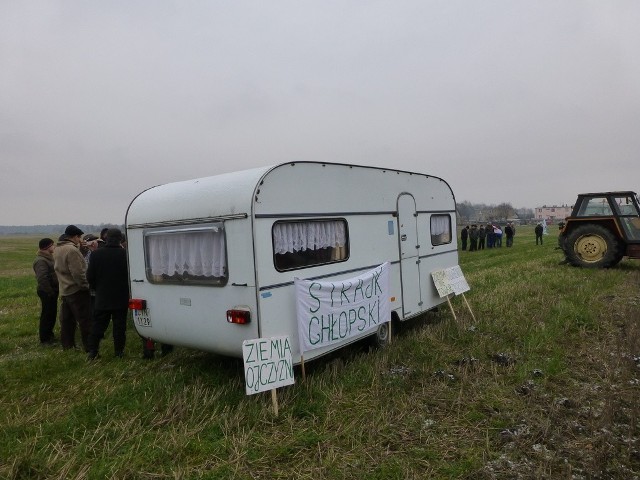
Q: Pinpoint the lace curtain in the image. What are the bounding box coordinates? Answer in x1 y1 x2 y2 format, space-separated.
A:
430 215 451 245
273 221 346 254
147 229 226 278
430 215 450 236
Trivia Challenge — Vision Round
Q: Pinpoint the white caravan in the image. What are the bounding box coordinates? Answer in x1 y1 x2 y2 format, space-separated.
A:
125 162 458 362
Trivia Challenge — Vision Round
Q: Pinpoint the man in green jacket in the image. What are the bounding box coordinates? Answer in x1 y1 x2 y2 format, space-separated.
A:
33 238 59 345
53 225 91 351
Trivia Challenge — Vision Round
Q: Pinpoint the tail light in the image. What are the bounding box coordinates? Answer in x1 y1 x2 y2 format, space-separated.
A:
129 298 147 310
227 309 251 324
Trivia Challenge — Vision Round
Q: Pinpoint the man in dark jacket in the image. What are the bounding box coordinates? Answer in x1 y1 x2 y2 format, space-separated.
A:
505 223 515 247
460 226 469 250
486 223 495 248
478 225 486 250
33 238 59 345
535 222 544 245
469 225 479 251
86 228 129 359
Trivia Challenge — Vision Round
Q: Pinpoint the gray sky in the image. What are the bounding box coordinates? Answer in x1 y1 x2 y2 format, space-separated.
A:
2 1 639 226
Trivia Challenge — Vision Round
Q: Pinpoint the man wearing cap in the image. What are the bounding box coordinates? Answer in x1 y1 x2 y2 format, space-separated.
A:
33 238 59 345
53 225 92 351
86 228 129 359
82 233 102 264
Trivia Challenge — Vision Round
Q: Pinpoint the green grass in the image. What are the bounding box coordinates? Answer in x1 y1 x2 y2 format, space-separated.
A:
1 228 640 479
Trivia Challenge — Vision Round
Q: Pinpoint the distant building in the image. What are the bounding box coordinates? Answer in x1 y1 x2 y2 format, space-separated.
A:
535 204 573 223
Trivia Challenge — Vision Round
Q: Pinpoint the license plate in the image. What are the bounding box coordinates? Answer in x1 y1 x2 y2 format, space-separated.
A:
133 309 152 327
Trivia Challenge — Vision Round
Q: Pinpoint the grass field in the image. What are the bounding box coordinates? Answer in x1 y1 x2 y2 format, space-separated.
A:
1 228 639 479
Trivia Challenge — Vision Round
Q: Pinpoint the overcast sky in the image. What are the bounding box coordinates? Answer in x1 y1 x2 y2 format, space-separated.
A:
2 1 639 226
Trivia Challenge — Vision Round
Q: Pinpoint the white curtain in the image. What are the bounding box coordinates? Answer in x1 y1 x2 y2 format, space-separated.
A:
430 215 450 236
147 230 226 278
273 221 346 255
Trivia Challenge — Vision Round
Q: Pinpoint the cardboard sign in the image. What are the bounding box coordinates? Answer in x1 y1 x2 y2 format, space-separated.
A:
431 265 470 297
295 262 391 353
242 336 295 395
431 269 454 297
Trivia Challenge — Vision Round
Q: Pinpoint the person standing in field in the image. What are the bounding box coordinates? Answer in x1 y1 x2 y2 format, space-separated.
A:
53 225 92 351
469 225 478 251
486 223 495 248
478 225 486 250
460 225 469 251
82 233 101 319
535 222 544 245
33 238 59 345
86 228 130 360
504 223 514 247
494 225 503 247
98 228 109 248
82 233 101 264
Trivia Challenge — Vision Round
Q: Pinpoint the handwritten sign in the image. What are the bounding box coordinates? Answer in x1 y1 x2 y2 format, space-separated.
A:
431 265 470 297
242 336 295 395
431 269 454 297
295 262 390 353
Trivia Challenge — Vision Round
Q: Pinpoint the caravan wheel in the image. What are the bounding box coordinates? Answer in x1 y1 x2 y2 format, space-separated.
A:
372 312 399 348
373 322 390 348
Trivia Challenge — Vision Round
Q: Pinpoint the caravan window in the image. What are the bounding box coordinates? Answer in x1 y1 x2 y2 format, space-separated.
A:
144 224 227 285
272 219 349 271
430 214 452 245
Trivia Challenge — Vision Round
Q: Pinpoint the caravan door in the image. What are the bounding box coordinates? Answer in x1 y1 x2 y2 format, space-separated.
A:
397 193 422 317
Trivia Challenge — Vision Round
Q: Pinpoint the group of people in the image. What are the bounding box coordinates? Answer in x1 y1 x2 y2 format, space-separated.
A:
32 225 129 360
459 222 517 251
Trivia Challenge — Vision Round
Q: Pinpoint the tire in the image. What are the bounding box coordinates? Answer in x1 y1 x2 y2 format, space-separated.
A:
372 321 391 348
566 224 620 268
371 312 400 348
558 234 568 253
611 251 625 267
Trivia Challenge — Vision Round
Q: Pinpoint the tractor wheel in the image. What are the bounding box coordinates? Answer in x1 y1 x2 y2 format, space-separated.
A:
612 251 625 267
566 224 620 268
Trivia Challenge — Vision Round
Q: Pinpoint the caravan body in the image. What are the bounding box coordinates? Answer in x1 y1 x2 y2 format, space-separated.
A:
126 162 458 361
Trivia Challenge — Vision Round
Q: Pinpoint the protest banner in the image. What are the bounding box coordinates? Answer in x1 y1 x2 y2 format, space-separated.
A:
295 262 390 354
242 336 295 397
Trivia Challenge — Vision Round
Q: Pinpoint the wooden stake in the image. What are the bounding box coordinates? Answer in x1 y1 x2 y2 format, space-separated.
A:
461 293 477 323
300 355 306 382
446 294 457 322
271 389 279 417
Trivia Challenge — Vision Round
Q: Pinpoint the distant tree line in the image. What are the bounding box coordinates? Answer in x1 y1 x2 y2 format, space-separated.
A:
2 206 535 235
456 201 534 225
0 224 124 236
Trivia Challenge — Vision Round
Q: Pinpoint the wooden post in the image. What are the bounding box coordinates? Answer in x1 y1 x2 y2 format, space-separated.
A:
271 389 279 417
300 355 306 381
461 293 477 323
446 294 457 322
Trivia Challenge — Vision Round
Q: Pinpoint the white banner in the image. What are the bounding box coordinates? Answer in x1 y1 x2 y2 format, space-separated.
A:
295 262 390 354
242 336 295 395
